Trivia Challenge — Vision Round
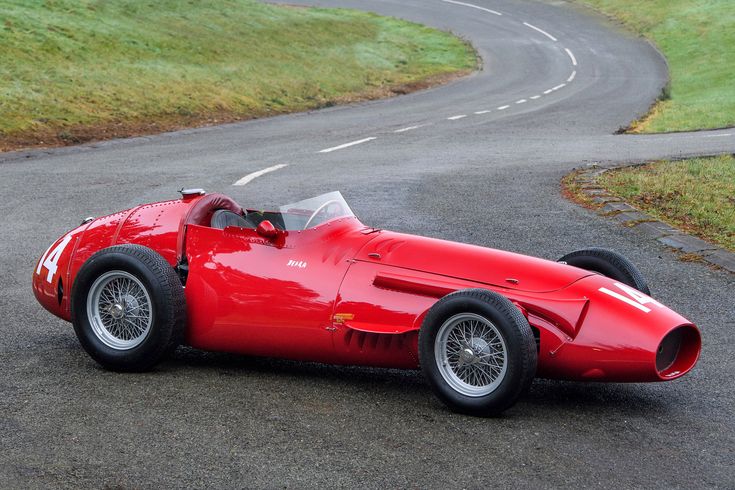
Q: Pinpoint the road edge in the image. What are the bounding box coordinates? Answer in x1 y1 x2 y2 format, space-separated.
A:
562 164 735 274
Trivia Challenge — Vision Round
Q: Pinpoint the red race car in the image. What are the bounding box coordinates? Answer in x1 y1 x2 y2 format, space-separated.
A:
33 190 700 415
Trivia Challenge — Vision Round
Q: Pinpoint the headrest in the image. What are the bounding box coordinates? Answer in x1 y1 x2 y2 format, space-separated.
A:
183 193 243 227
176 194 244 262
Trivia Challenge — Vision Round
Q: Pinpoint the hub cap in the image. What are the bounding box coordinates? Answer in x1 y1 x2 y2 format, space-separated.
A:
86 271 153 350
435 313 508 397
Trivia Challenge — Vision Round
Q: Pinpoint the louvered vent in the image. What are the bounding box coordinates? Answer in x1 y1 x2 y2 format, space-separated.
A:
343 329 408 353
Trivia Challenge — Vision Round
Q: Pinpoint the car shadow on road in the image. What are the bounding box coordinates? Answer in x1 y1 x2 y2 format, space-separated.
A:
167 345 429 390
162 346 672 417
522 378 675 417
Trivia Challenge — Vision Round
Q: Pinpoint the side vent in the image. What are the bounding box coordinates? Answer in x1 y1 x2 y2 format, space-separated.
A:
57 278 64 306
530 325 540 353
343 329 407 353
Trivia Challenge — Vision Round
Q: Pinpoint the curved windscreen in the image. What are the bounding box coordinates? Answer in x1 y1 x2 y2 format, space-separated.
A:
278 191 355 230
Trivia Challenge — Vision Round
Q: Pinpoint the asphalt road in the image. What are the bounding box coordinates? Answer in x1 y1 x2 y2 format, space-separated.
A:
1 0 734 488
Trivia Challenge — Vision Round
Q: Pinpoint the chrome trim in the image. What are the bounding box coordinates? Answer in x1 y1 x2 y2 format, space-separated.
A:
179 188 206 197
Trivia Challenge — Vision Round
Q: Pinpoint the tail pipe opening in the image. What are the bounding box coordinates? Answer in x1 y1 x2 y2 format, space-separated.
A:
656 325 701 379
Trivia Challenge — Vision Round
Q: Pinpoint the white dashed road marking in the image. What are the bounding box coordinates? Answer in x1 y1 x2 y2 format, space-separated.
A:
441 0 502 16
316 1 583 144
523 22 557 41
394 125 425 133
702 133 733 138
318 137 376 153
234 164 288 186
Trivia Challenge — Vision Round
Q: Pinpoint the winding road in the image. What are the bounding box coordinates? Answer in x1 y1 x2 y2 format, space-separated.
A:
1 0 734 487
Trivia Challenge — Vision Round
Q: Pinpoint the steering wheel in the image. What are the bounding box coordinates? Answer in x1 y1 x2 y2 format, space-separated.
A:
302 200 344 230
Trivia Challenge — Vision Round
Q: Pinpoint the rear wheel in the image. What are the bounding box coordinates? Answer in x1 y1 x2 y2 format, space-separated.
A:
71 244 186 371
558 247 650 295
419 289 537 416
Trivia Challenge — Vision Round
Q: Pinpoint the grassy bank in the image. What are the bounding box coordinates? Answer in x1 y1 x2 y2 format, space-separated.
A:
575 0 734 133
0 0 476 151
599 155 735 251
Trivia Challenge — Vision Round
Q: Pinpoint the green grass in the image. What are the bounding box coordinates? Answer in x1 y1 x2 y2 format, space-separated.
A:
0 0 475 148
574 0 735 133
599 155 735 251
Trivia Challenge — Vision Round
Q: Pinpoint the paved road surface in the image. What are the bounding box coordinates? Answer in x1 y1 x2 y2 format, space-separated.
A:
1 0 733 488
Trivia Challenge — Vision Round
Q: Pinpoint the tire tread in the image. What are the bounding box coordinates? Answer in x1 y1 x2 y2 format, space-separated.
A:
559 247 650 295
71 244 186 371
418 288 537 416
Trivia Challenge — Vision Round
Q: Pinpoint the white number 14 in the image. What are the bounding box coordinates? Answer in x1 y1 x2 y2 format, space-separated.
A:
36 235 73 284
598 282 663 313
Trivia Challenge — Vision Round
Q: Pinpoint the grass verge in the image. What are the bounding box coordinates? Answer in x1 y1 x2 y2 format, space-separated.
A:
0 0 476 151
599 155 735 251
574 0 735 132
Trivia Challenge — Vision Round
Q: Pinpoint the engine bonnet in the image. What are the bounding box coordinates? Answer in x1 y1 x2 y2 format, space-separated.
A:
356 231 590 293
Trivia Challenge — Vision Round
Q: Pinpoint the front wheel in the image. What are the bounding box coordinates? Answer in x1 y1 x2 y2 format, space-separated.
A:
71 244 186 371
419 289 537 416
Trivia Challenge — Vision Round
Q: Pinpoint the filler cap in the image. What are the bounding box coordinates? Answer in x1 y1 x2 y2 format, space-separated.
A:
179 188 206 199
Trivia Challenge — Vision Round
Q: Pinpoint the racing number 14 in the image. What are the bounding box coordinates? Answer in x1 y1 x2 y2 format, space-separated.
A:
36 235 73 284
598 282 663 313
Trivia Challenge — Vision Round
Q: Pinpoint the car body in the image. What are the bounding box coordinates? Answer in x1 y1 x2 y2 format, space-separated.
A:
33 190 701 414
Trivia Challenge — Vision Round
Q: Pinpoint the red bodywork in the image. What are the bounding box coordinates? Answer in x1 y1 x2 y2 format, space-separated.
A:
33 193 700 382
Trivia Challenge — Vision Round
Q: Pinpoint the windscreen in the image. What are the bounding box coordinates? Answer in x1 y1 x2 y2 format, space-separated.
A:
278 191 355 230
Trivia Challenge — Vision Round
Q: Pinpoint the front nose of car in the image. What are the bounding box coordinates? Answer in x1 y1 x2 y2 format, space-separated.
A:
539 275 701 382
653 324 700 379
32 232 78 321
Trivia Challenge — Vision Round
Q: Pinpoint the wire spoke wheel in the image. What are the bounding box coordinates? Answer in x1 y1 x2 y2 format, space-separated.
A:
72 245 186 371
86 270 153 350
420 289 536 415
435 313 508 397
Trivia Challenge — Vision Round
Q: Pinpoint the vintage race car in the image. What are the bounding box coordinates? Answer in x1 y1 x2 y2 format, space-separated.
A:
33 190 701 415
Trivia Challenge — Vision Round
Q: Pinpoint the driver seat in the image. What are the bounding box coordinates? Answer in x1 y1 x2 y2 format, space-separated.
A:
211 209 250 229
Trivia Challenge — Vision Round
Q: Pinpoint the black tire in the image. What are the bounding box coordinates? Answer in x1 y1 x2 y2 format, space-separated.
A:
418 289 537 417
71 244 186 371
558 247 651 295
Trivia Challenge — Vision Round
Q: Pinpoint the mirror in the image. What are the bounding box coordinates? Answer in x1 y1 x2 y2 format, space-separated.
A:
256 220 279 239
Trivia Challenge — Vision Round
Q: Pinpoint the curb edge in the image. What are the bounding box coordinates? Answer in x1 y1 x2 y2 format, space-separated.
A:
567 164 735 274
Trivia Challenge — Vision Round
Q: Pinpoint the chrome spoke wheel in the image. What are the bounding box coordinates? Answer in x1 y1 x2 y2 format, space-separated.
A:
435 313 508 397
86 270 153 350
